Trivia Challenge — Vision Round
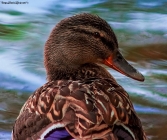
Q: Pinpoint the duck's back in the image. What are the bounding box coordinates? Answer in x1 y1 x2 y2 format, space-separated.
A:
12 78 146 140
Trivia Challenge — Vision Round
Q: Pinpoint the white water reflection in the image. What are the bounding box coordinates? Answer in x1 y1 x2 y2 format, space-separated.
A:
110 13 167 33
0 51 45 91
0 131 11 140
134 104 167 115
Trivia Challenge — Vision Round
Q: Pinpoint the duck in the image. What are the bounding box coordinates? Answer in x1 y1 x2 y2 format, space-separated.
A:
12 13 147 140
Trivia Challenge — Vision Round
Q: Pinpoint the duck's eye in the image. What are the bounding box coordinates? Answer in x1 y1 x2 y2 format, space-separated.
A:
94 32 100 38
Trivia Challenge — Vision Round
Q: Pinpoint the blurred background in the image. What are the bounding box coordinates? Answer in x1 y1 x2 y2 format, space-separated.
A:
0 0 167 139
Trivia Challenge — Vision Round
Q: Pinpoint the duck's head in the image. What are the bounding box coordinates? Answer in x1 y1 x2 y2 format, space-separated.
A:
44 13 144 82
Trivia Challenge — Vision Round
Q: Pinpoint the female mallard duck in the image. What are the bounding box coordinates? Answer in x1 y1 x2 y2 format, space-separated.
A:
12 13 147 140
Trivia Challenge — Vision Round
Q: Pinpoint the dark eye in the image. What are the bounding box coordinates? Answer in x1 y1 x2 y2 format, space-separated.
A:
94 32 100 38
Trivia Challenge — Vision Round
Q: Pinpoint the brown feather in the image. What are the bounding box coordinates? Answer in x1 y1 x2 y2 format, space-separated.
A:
13 78 146 140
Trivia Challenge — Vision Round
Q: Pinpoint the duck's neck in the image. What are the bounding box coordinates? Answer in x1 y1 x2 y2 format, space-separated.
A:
45 63 114 81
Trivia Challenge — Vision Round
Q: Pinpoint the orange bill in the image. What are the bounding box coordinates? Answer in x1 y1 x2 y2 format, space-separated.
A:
104 51 144 81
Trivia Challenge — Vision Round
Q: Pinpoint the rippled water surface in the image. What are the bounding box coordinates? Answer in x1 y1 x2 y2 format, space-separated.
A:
0 0 167 139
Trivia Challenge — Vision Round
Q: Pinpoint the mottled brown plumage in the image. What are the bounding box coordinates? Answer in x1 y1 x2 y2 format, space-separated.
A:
12 13 147 140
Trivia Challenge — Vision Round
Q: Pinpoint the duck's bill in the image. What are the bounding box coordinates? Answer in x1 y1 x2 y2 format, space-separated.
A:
104 51 144 82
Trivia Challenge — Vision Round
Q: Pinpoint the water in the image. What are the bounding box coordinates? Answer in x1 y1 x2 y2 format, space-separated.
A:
0 0 167 139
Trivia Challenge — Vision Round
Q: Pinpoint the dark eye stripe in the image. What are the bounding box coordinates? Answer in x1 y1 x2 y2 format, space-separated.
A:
73 28 114 51
101 37 114 51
